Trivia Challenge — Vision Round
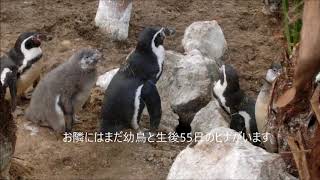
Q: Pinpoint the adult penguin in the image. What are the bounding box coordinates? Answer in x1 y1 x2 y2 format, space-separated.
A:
100 27 175 133
0 56 18 111
0 81 16 180
4 32 51 99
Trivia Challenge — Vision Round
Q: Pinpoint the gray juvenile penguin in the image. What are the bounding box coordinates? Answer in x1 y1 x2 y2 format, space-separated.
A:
25 49 102 132
255 63 281 152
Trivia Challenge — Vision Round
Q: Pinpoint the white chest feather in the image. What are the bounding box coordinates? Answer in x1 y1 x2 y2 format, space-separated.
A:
55 95 65 128
19 37 42 73
255 84 270 133
1 68 12 85
131 85 143 130
151 29 165 79
213 66 229 113
16 60 43 96
152 44 165 79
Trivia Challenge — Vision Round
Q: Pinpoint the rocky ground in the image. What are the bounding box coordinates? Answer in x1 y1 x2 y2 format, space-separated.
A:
0 0 284 179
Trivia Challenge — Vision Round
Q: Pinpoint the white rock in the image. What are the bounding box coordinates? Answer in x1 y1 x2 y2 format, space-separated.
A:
96 68 119 90
182 21 227 60
191 100 229 135
168 127 296 180
159 110 179 133
158 50 220 127
95 0 132 41
23 122 39 136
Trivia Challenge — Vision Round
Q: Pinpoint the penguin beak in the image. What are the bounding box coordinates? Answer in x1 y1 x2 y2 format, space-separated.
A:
163 27 176 37
31 35 42 46
37 33 53 42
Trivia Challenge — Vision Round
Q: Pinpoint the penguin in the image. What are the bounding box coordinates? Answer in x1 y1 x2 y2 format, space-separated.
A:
213 64 244 114
231 95 260 146
4 32 51 100
100 27 175 133
213 64 260 145
0 56 18 111
25 49 102 133
0 81 17 180
255 63 281 152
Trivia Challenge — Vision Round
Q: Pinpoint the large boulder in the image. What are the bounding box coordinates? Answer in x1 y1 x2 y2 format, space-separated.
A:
158 109 179 133
191 100 229 135
96 68 119 90
157 50 220 131
182 21 227 60
167 127 296 180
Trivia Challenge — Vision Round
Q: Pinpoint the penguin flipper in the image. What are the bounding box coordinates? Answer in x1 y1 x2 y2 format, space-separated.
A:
225 90 245 109
230 113 246 134
141 80 162 131
7 72 18 111
59 94 74 132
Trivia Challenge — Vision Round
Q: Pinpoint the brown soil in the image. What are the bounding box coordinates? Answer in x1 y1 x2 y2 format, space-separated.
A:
0 0 283 179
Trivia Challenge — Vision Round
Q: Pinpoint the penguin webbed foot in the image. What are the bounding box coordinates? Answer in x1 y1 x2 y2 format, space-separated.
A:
65 114 74 133
137 127 157 139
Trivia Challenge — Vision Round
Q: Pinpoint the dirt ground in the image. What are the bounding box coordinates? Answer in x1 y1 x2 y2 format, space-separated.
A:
0 0 283 179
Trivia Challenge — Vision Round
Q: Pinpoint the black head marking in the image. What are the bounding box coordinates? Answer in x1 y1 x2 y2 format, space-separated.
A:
230 113 246 133
221 64 241 94
136 27 163 52
136 27 176 52
14 32 42 51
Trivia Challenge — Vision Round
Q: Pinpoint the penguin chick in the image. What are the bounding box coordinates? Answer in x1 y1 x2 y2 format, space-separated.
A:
213 64 242 114
100 27 175 133
5 32 51 100
0 56 18 111
255 63 281 152
25 49 101 133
